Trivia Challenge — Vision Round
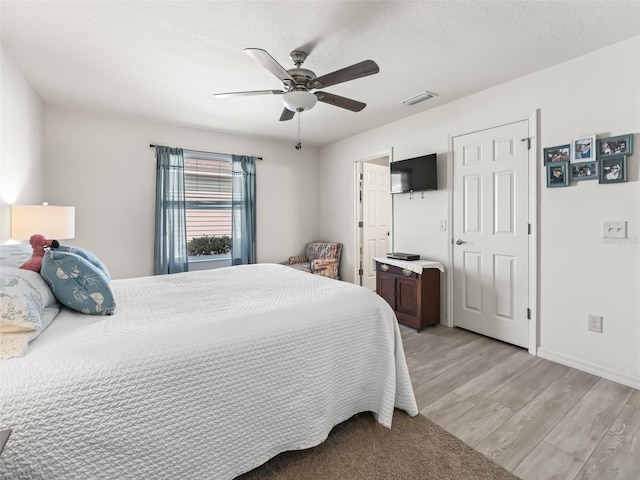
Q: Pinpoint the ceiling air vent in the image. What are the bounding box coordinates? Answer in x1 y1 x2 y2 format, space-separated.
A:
401 91 438 106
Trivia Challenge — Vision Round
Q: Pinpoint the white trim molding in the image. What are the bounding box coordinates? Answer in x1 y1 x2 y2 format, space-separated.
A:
537 347 640 390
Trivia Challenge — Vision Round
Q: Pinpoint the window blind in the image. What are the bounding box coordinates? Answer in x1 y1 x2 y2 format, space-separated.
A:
183 152 232 239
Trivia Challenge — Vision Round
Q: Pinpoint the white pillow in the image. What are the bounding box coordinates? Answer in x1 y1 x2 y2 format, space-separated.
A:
0 266 59 358
0 305 59 359
0 244 33 268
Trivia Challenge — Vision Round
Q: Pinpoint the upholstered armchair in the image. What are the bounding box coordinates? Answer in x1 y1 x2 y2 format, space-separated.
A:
286 242 343 280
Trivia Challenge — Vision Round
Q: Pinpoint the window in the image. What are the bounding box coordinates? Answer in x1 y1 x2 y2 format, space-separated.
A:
183 151 232 267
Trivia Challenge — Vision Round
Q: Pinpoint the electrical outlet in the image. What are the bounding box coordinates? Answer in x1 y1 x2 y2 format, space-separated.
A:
588 314 603 333
602 221 627 239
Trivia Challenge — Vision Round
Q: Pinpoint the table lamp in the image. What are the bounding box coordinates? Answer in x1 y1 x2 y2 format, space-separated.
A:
11 203 76 240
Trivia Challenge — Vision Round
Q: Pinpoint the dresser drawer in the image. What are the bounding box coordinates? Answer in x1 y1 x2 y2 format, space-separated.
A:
375 262 418 279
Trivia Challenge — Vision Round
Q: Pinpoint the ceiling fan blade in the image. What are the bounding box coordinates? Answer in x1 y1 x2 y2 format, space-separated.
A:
279 108 295 121
311 60 379 89
213 89 285 98
314 91 366 112
245 48 295 85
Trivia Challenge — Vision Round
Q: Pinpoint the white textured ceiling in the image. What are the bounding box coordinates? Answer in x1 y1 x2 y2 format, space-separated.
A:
2 1 640 147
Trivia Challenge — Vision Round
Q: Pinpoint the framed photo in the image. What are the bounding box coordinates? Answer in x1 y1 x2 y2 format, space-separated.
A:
543 144 570 165
572 135 596 163
597 134 633 157
547 160 569 188
571 161 598 181
599 155 627 184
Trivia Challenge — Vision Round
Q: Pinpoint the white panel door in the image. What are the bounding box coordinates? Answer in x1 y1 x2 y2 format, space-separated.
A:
453 121 529 348
362 162 390 290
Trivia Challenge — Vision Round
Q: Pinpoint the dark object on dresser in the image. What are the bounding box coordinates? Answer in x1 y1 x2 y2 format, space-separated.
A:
386 252 420 261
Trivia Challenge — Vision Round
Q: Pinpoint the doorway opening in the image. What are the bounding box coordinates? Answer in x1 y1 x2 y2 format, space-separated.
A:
354 149 393 289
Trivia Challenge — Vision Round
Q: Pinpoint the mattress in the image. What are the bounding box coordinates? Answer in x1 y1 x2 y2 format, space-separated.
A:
0 263 417 480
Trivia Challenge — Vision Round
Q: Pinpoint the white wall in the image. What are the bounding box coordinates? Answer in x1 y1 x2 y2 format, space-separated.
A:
319 36 640 388
0 47 45 242
44 108 321 279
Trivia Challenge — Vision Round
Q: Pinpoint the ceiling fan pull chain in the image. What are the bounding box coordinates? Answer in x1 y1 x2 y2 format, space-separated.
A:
295 112 302 151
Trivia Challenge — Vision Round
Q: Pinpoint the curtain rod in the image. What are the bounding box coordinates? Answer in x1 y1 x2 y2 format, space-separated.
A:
149 144 262 161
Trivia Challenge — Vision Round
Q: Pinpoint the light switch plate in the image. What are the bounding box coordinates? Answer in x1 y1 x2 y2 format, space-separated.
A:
602 221 627 239
439 220 447 232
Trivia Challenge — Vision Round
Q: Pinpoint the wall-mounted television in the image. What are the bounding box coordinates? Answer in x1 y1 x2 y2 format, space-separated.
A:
390 153 437 193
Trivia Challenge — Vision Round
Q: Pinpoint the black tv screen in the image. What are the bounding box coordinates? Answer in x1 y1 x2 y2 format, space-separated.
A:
390 153 437 193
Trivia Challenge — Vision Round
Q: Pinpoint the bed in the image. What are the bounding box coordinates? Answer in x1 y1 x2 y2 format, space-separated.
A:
0 259 418 480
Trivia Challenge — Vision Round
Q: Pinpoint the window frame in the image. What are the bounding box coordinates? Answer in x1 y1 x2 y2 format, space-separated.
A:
183 150 233 268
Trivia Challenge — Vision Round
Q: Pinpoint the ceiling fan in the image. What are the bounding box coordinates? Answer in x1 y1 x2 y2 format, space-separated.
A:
213 48 380 121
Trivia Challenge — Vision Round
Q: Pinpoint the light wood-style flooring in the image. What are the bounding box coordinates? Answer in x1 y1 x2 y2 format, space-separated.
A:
400 324 640 480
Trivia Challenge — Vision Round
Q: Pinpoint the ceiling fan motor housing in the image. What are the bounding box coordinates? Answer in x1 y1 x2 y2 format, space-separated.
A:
286 68 316 91
283 52 318 111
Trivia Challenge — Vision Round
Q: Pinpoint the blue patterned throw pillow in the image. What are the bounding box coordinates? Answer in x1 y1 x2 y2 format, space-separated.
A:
56 245 111 280
41 250 116 315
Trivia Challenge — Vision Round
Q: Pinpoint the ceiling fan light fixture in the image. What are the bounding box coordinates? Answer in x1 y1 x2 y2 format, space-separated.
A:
282 91 317 112
401 91 438 106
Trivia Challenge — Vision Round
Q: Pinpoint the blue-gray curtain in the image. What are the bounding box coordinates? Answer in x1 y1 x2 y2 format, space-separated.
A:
154 146 189 275
231 155 256 265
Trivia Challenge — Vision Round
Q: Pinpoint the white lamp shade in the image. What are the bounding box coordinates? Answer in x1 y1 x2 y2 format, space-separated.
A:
11 205 76 240
281 91 317 112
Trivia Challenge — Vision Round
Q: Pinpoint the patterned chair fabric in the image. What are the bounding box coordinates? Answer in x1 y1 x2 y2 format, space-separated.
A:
287 242 343 280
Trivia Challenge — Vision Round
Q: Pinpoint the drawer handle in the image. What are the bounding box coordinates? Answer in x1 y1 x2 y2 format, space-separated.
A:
402 269 413 277
381 264 390 271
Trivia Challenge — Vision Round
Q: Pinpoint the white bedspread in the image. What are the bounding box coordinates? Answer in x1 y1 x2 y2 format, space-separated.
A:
0 264 417 480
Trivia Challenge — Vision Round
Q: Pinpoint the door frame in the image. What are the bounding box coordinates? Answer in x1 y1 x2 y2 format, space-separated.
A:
446 111 539 354
353 148 394 286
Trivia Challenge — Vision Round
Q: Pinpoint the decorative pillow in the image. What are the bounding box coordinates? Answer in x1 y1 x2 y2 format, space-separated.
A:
56 245 111 280
41 250 116 315
0 305 59 359
0 244 33 268
0 266 59 358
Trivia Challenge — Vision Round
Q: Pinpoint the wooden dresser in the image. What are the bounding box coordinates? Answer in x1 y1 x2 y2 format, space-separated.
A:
374 258 442 332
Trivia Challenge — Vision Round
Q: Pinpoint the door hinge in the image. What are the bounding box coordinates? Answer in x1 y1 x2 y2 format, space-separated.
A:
527 308 531 320
358 221 363 228
359 191 362 203
359 173 363 180
358 268 364 276
521 137 531 150
528 223 531 235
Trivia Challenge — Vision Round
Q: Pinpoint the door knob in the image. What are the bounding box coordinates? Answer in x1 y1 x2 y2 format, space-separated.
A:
455 239 466 245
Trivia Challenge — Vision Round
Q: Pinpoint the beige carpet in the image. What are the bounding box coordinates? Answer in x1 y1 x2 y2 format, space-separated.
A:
237 410 520 479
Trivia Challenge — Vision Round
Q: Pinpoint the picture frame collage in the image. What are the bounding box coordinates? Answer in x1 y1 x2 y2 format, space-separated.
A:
544 133 633 187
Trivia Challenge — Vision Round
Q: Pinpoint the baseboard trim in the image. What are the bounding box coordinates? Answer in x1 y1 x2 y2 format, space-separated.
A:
537 348 640 390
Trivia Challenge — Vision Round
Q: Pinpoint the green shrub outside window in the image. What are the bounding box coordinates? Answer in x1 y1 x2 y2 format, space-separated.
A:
188 235 231 256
